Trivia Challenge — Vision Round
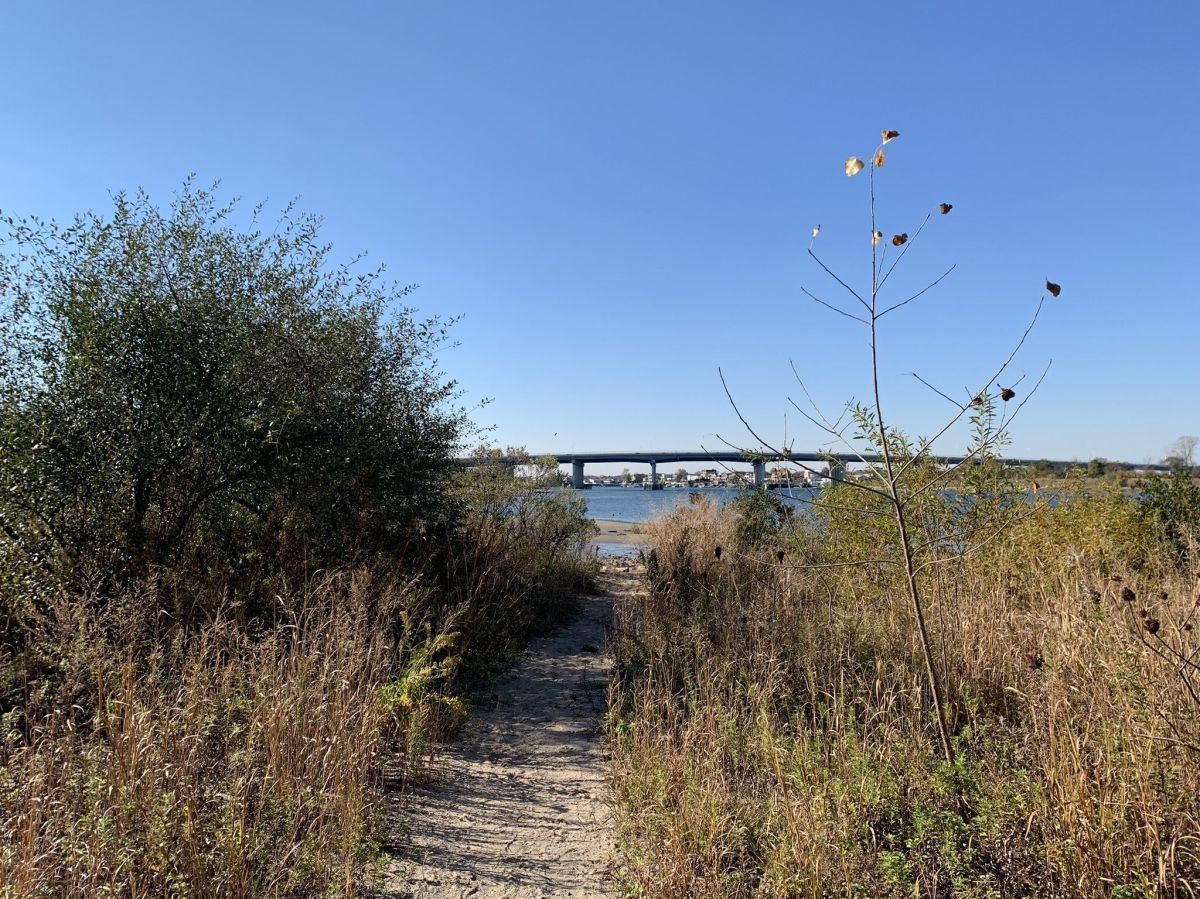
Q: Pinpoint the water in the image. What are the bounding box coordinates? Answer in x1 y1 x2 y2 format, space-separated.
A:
589 541 644 558
579 485 821 524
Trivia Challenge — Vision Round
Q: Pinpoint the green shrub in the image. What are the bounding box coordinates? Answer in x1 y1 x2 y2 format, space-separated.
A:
0 181 466 599
1138 471 1200 559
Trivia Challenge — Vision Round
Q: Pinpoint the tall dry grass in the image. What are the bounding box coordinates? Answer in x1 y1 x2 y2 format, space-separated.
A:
0 479 598 897
610 494 1200 897
1 571 405 896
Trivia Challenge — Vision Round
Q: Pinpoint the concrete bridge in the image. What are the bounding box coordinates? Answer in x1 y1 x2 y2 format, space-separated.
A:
465 451 1171 490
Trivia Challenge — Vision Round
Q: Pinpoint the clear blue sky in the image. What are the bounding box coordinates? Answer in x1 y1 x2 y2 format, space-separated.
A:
3 1 1197 469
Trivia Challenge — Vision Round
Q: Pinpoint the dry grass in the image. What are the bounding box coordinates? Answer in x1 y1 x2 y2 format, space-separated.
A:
0 483 598 897
1 570 406 897
610 495 1200 897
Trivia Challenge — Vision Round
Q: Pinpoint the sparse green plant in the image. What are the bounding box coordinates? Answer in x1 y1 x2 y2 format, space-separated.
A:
720 128 1052 762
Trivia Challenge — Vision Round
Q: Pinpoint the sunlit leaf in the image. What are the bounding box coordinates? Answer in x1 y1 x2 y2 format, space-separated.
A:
1045 280 1062 297
939 203 953 215
881 129 900 144
872 230 882 247
844 157 865 177
811 225 820 238
873 149 885 167
891 233 908 246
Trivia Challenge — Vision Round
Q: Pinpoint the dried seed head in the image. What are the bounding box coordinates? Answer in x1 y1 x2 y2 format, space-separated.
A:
776 550 785 564
1028 652 1045 670
714 545 722 560
939 203 953 215
1109 574 1124 583
892 233 908 247
971 394 986 407
1046 280 1062 298
1121 586 1136 602
1138 608 1149 619
1158 591 1169 600
1000 387 1016 402
1087 588 1102 603
1145 617 1161 636
1184 623 1193 632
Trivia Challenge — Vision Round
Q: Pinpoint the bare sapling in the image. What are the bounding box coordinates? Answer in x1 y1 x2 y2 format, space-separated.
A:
720 129 1058 764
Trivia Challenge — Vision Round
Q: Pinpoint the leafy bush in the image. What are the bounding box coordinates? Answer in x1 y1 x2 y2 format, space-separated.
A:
1138 471 1200 559
727 488 794 549
0 182 465 600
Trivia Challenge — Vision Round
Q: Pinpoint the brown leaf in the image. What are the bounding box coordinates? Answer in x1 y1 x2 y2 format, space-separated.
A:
891 233 908 246
939 203 953 215
872 230 882 247
1000 387 1016 402
1045 280 1062 298
873 149 885 167
844 156 865 177
881 129 900 144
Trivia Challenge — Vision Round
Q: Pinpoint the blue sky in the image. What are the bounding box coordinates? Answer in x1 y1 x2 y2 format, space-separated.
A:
3 1 1197 470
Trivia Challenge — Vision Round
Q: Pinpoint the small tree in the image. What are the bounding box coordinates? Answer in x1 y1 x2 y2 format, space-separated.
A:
721 130 1054 762
1166 436 1198 471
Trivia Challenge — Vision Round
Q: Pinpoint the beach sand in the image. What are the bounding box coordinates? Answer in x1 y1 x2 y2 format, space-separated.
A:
589 518 648 545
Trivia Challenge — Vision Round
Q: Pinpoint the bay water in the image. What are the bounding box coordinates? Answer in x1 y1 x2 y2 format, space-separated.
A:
579 485 821 556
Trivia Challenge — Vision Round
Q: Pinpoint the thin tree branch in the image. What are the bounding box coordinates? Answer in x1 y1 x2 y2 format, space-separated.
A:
807 248 870 312
877 264 956 320
802 286 868 324
911 372 966 410
903 361 1052 505
892 296 1047 485
718 368 895 502
877 211 933 293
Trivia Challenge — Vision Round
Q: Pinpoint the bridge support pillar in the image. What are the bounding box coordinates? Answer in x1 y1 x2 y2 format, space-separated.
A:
646 460 663 490
571 460 585 489
753 459 765 488
831 461 845 482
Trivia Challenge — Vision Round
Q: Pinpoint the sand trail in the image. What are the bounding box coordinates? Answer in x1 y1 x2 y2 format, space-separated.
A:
382 564 636 898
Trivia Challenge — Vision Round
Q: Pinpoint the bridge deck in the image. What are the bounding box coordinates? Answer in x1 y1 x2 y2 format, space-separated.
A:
463 451 1168 472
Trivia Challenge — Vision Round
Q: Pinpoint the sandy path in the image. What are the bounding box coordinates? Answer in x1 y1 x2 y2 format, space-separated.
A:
381 568 630 898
